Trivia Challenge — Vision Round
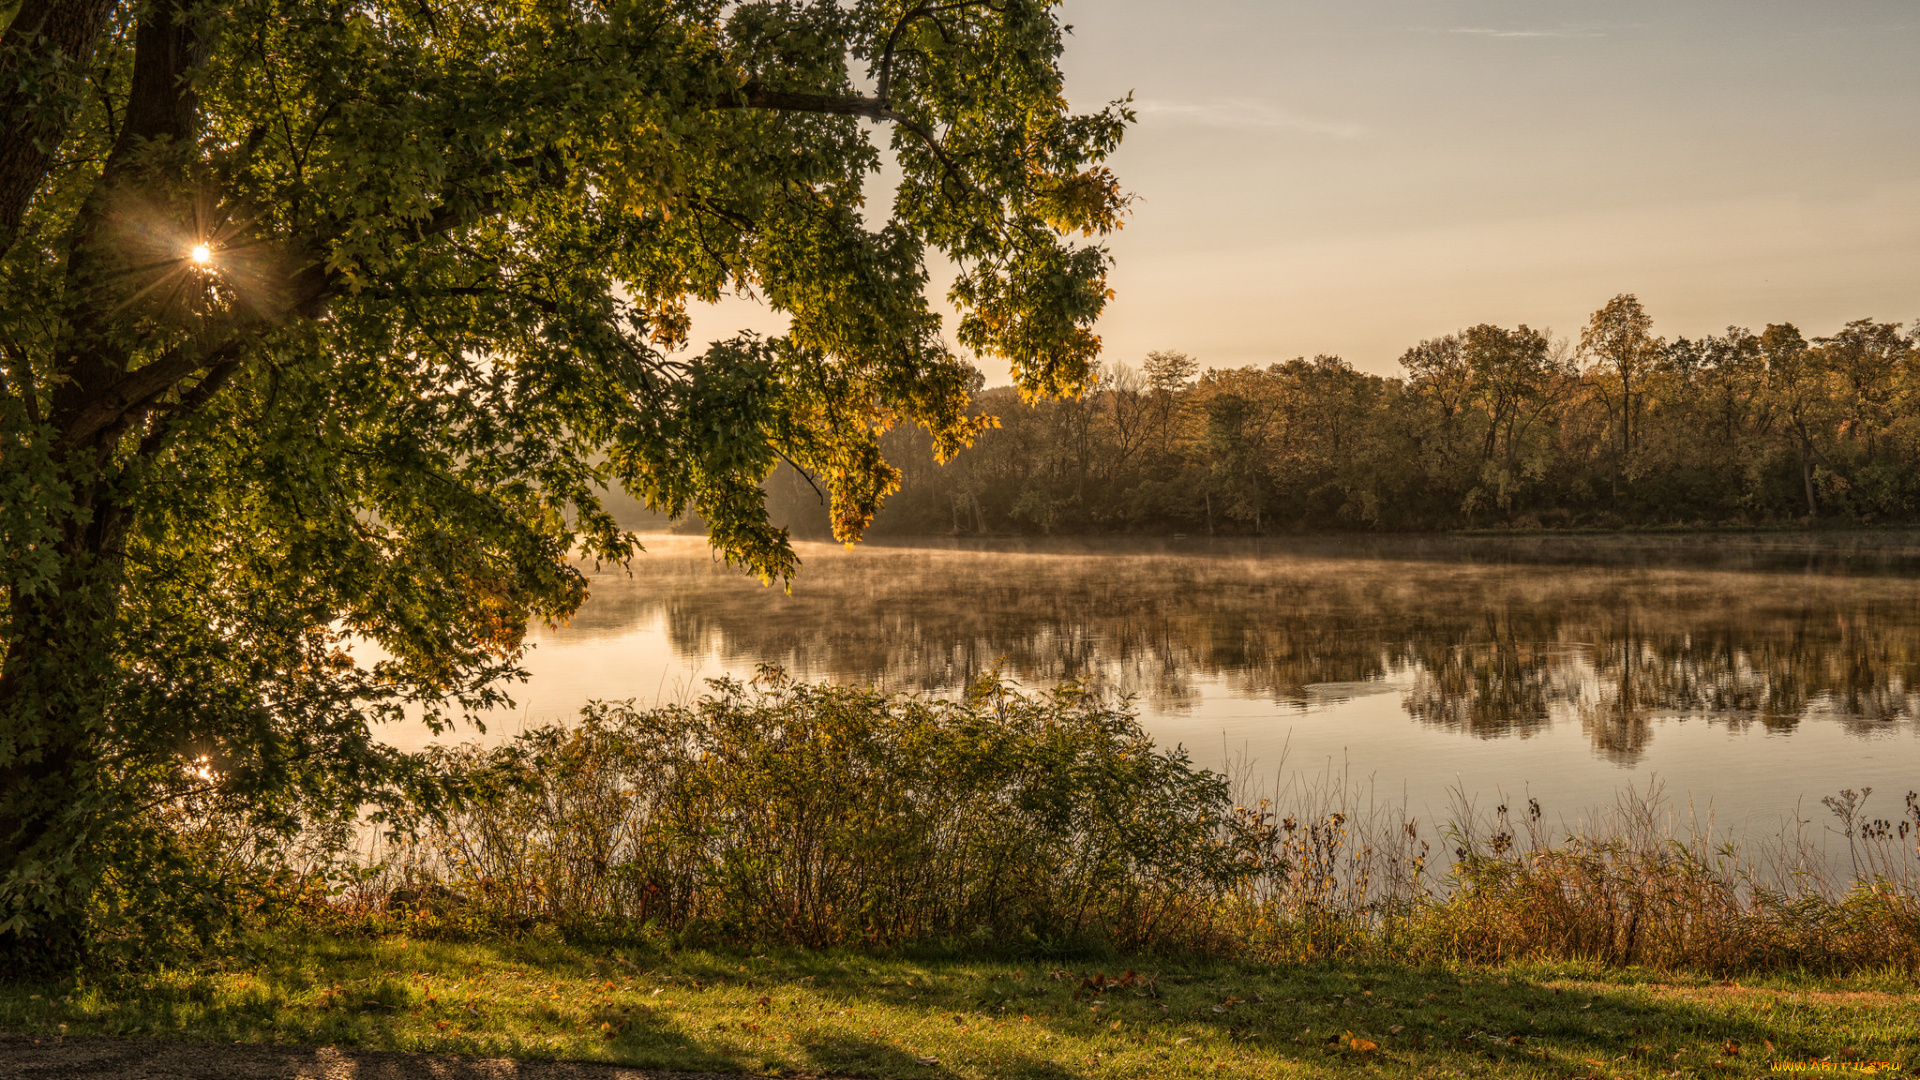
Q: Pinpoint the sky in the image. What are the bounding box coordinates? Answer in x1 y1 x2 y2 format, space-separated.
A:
692 0 1920 383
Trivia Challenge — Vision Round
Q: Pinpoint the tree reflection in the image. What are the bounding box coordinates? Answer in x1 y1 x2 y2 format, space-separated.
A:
563 537 1920 763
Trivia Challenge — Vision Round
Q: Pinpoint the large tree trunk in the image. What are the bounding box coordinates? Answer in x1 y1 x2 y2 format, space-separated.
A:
0 489 126 968
0 0 121 255
0 34 218 932
0 0 197 960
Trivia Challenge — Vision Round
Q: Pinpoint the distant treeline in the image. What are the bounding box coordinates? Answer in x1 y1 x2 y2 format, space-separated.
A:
760 295 1920 536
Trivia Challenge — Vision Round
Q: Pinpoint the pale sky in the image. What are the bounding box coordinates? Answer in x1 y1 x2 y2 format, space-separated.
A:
690 0 1920 381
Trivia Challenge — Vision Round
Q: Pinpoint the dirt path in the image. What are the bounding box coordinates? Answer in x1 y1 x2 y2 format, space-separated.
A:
0 1035 789 1079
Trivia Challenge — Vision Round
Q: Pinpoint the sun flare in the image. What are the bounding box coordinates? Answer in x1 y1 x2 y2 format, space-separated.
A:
189 243 212 265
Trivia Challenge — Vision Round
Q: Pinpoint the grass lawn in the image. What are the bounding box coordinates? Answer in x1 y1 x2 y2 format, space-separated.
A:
3 935 1916 1078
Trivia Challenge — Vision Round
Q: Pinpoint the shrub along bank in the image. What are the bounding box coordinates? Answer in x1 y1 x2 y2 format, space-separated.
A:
191 675 1920 976
399 673 1239 952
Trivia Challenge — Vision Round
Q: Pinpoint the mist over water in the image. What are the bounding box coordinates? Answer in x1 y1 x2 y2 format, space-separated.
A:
398 533 1920 844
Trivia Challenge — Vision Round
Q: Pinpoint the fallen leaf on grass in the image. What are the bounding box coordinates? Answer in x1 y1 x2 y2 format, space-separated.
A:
1389 1025 1404 1035
1345 1031 1379 1054
915 1056 938 1066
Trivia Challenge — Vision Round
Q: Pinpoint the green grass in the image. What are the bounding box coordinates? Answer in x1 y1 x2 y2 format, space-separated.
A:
5 936 1918 1078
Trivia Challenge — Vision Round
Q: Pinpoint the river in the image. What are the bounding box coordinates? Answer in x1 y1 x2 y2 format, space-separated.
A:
386 532 1920 848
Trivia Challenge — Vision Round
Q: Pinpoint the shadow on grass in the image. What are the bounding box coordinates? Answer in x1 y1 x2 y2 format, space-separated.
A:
793 1029 1077 1080
3 941 1916 1078
0 1032 771 1079
1269 962 1902 1074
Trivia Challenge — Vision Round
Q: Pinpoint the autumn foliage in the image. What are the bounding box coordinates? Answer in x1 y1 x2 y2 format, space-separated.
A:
822 300 1920 536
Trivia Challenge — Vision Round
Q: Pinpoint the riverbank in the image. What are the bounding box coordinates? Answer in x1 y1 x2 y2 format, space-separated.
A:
5 935 1916 1079
16 678 1915 1077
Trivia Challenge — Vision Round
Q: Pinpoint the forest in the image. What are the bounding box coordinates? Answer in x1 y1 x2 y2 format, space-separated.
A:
751 296 1920 536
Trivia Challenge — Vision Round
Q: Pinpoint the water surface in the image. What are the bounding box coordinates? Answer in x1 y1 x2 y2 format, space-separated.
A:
400 533 1920 841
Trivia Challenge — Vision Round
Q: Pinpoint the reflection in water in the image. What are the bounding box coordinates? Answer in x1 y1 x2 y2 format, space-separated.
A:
554 535 1920 764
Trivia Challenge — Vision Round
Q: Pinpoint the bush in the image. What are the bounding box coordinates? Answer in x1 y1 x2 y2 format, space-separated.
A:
406 672 1243 951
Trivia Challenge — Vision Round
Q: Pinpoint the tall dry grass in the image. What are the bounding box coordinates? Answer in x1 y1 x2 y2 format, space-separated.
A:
1218 768 1920 972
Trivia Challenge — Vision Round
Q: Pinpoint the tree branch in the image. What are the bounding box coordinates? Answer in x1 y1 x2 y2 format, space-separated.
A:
875 1 1006 110
718 84 975 203
0 340 40 425
773 448 827 506
57 338 245 454
135 357 244 460
721 85 887 121
109 0 205 165
418 151 554 237
55 252 332 454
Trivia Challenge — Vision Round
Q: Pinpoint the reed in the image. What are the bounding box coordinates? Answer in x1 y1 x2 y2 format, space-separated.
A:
1412 785 1920 972
1215 768 1920 973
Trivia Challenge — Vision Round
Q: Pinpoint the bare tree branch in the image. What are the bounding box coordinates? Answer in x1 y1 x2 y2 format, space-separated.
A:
773 448 827 506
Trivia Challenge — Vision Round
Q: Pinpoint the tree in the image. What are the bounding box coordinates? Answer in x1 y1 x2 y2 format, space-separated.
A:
1580 294 1663 503
1816 319 1907 460
1091 361 1150 489
1760 323 1828 517
1135 347 1189 449
1651 328 1773 515
0 0 1131 964
1203 391 1265 532
1397 332 1476 506
1461 325 1557 472
1398 326 1566 519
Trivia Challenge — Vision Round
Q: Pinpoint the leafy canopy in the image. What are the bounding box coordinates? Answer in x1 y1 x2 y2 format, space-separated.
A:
0 0 1129 956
